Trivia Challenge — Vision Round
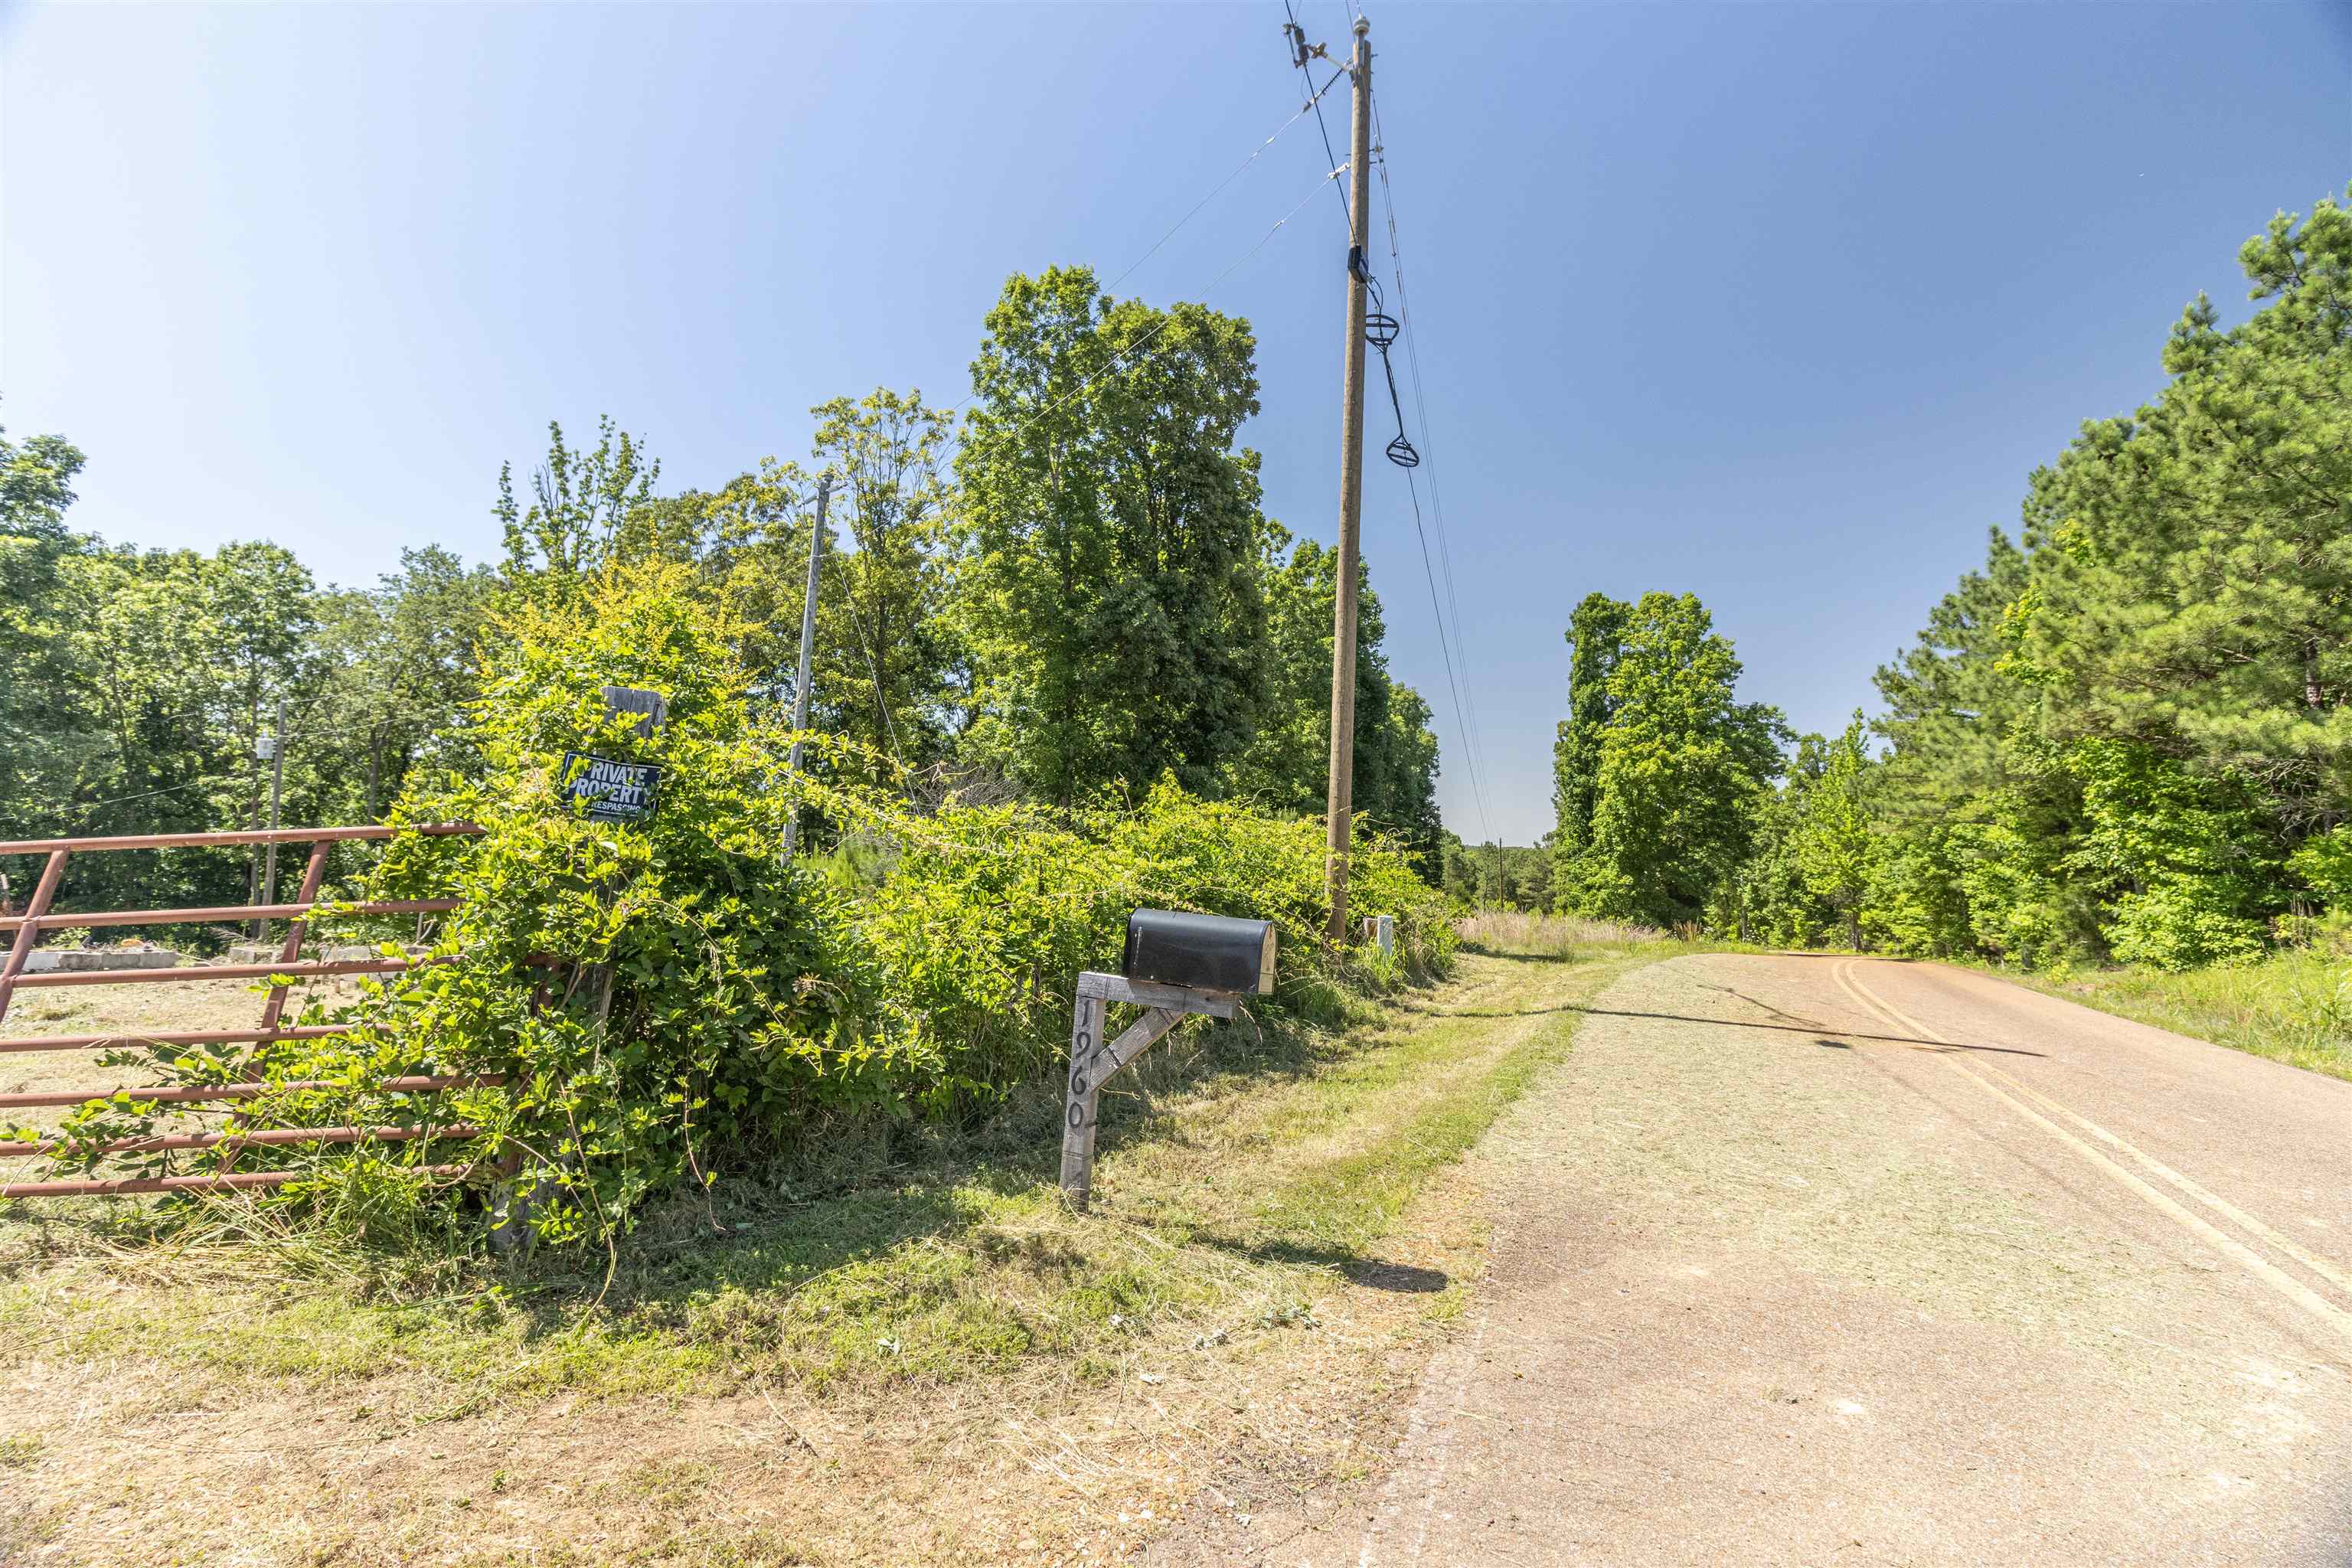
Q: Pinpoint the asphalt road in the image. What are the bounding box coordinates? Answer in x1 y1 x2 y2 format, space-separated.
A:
1165 952 2352 1566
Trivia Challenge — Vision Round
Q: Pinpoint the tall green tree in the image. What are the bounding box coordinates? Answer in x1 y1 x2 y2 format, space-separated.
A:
1828 185 2352 968
1711 731 1834 947
1792 713 1877 948
956 266 1268 803
808 388 963 779
1551 590 1632 902
3 537 344 914
0 416 91 841
497 416 661 583
318 546 501 818
1567 592 1785 926
1233 528 1442 872
2013 196 2352 829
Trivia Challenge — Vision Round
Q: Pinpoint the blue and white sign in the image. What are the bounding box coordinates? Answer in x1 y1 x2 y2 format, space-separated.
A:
560 752 662 823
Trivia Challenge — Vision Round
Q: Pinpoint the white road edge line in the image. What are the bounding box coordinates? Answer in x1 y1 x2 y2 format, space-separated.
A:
1833 960 2352 1349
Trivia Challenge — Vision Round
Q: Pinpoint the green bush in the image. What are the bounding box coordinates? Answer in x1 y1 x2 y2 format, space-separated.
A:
2103 876 2269 971
303 568 871 1243
2290 826 2352 910
22 567 1451 1246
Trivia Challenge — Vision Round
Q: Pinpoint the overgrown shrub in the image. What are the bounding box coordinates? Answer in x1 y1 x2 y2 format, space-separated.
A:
2291 826 2352 910
19 567 1451 1246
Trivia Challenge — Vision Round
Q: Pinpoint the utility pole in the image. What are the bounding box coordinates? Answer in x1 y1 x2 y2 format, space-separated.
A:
254 694 286 942
1324 15 1373 945
780 473 833 859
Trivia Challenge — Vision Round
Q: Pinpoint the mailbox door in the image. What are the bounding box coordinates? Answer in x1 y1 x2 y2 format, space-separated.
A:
1122 909 1276 995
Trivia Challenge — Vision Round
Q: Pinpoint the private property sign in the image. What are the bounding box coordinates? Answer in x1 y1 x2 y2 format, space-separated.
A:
561 752 662 823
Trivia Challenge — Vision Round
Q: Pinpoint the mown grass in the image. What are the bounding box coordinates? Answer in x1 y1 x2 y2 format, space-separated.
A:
2011 948 2352 1083
0 940 1676 1411
2 936 1695 1566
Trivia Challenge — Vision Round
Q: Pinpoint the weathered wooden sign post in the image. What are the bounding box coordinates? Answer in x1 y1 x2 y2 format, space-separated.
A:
492 683 669 1255
554 684 669 825
1061 910 1276 1209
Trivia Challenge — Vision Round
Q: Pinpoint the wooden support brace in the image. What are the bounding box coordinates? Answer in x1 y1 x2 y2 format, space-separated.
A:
1059 971 1233 1209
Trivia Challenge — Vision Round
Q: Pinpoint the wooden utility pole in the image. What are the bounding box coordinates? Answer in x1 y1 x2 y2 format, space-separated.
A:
253 694 286 942
781 472 832 859
1324 15 1373 944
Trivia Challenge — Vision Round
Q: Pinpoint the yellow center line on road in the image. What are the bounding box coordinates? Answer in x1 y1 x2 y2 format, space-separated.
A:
1834 960 2352 1299
1831 960 2352 1350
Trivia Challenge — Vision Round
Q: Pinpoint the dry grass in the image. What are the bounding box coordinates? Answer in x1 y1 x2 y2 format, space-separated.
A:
1455 908 1662 958
0 941 1674 1566
2 972 369 1137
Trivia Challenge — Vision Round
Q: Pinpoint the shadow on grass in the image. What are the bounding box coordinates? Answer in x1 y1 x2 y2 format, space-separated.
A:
483 998 1371 1339
1393 1000 1583 1019
1456 944 1590 965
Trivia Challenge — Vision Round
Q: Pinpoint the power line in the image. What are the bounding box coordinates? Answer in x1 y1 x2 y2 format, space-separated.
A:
1400 464 1492 848
1370 79 1484 760
947 167 1343 475
1282 1 1351 227
1376 149 1490 817
934 73 1350 434
64 778 217 820
1106 64 1346 296
1362 78 1497 848
1272 6 1493 850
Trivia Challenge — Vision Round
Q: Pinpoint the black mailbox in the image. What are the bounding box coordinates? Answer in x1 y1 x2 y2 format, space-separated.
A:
1122 909 1276 995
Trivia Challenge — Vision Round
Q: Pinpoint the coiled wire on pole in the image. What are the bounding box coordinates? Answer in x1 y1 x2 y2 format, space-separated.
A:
1351 247 1419 469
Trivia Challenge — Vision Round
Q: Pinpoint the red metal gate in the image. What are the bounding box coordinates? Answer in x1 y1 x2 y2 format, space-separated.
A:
0 823 488 1197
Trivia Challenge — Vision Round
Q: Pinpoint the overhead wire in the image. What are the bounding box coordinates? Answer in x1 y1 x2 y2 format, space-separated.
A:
57 778 218 822
1283 0 1351 226
1361 247 1493 848
1106 64 1347 296
943 165 1344 477
1364 77 1496 847
870 35 1349 528
933 67 1349 433
1277 5 1494 849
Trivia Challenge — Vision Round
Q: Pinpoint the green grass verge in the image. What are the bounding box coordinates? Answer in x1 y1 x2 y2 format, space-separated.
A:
2005 949 2352 1083
0 941 1677 1410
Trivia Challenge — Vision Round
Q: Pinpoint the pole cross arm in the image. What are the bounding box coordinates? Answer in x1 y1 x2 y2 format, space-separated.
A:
1060 970 1235 1208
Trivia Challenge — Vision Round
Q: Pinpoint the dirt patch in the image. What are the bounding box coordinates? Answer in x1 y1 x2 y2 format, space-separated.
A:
1 948 1671 1566
3 973 371 1137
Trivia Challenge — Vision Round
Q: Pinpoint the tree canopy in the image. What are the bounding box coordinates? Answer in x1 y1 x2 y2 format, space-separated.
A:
1705 185 2352 968
0 270 1447 923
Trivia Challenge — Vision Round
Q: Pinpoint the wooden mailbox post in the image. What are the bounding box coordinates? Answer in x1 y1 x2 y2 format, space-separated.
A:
1060 910 1276 1209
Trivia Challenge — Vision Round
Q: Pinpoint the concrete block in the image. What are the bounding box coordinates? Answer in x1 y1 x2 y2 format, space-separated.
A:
24 948 184 974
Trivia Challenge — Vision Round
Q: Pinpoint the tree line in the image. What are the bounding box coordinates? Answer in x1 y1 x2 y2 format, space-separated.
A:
1544 187 2351 968
0 263 1444 916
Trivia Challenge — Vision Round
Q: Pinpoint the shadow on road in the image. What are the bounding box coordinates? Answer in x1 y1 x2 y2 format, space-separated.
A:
1392 998 2047 1059
1141 1223 1452 1292
1456 947 1593 965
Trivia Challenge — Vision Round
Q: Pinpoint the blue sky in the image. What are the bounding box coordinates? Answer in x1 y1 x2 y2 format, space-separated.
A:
5 2 2347 844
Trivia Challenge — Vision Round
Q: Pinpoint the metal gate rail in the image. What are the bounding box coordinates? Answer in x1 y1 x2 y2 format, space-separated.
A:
0 822 487 1197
